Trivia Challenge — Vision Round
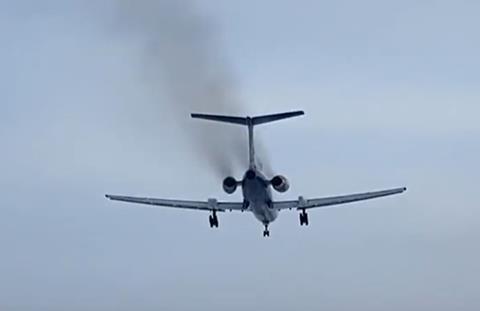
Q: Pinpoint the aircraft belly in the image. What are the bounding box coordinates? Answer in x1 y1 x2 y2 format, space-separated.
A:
243 176 278 224
252 205 278 224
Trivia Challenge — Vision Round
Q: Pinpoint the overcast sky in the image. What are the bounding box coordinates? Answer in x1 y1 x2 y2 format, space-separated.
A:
1 1 479 310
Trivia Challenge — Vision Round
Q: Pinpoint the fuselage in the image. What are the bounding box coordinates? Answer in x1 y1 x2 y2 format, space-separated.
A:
241 168 278 225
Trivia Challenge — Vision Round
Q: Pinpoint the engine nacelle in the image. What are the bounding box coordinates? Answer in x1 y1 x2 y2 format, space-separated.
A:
271 175 290 193
223 176 238 194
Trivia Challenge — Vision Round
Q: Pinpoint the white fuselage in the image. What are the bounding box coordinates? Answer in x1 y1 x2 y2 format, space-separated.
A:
241 168 278 225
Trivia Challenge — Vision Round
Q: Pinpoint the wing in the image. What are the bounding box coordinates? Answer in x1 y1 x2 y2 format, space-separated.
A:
105 194 245 212
274 187 406 210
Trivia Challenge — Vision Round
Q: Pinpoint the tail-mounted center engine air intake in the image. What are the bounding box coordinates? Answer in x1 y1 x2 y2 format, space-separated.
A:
245 170 256 180
223 176 238 194
271 175 290 193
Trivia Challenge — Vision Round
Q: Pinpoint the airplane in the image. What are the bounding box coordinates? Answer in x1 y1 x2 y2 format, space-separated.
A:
106 111 406 237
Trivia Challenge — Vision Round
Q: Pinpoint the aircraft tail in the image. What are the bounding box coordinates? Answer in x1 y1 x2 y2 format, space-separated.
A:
191 111 304 126
191 111 304 169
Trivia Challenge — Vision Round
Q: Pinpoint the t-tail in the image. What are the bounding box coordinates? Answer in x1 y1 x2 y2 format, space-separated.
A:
191 110 305 169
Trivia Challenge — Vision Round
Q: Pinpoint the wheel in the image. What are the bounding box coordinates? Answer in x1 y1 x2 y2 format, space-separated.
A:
209 212 219 228
300 210 309 226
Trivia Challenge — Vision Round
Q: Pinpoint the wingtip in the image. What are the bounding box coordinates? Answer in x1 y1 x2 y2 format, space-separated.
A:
290 110 305 116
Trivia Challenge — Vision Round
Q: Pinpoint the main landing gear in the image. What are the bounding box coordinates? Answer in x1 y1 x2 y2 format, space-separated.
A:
299 209 309 226
209 210 219 228
263 224 270 237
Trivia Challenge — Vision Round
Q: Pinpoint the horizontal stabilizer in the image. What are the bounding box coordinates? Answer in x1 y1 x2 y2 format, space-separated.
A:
191 110 304 126
191 113 247 125
252 111 304 125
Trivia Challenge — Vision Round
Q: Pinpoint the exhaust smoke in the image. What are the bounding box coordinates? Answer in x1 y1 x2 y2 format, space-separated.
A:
114 0 248 178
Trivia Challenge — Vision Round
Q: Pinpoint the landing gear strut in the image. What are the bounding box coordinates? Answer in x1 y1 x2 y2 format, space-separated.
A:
263 224 270 237
299 209 309 226
209 210 219 228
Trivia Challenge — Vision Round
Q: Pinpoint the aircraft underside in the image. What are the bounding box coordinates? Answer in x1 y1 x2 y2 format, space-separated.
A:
242 169 278 236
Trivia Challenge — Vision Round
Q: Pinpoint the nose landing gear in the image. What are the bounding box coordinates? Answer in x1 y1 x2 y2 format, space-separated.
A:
299 209 309 226
209 210 219 228
263 224 270 237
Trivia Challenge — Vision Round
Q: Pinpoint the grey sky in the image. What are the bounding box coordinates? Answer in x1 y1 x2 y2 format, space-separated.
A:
1 1 479 310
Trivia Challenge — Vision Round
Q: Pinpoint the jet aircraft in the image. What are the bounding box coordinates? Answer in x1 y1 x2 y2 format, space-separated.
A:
106 111 406 237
